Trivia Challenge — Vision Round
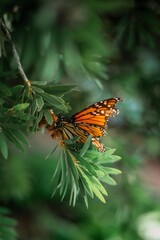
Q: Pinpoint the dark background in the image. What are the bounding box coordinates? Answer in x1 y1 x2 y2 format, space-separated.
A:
0 1 160 240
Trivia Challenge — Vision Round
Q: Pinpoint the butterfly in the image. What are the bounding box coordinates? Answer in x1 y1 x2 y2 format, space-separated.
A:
39 97 122 152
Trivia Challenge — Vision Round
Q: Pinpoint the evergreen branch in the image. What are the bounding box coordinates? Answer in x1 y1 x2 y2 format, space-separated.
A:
0 18 31 87
49 140 121 207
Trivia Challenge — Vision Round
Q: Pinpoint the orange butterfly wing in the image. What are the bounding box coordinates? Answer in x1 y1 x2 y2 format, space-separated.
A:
72 97 122 151
73 98 121 133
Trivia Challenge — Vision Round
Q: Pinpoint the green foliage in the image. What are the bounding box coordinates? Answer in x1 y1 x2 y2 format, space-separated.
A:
0 207 18 240
0 81 76 156
48 138 121 207
0 0 160 239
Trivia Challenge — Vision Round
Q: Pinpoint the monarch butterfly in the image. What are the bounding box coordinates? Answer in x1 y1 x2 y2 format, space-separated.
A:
39 97 122 152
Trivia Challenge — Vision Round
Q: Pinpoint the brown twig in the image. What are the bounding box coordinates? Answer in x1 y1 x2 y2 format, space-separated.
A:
0 18 31 87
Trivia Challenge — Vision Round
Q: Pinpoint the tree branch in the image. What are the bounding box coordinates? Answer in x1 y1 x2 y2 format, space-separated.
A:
0 19 31 87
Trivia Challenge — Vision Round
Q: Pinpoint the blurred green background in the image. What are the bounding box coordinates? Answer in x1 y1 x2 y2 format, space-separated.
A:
0 0 160 239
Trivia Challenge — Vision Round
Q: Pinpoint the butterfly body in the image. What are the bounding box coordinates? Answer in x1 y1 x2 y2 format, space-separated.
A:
40 97 122 152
